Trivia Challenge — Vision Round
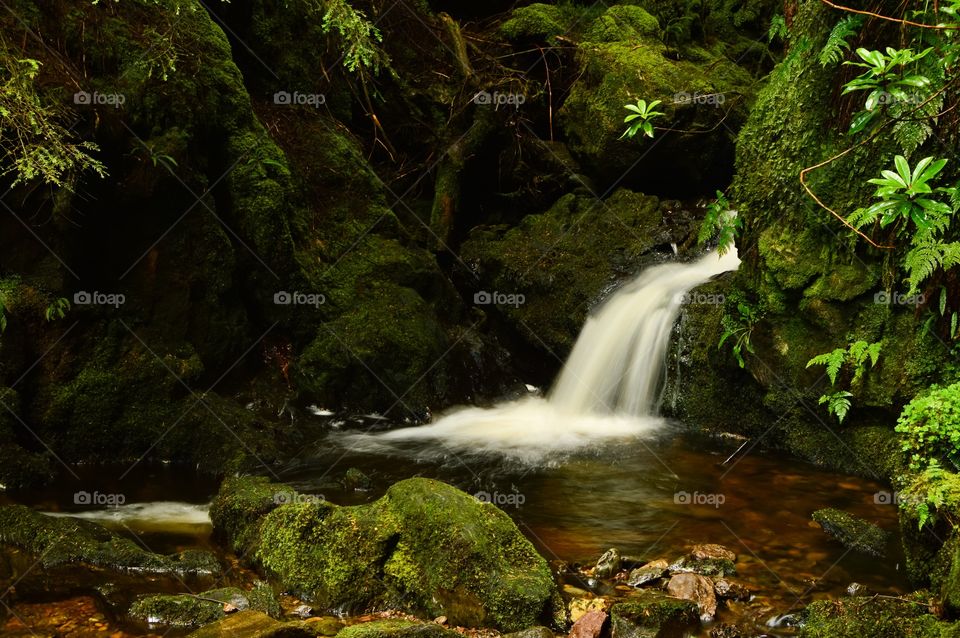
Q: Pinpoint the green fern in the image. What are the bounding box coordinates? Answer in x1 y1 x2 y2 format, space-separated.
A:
819 15 863 67
767 14 788 43
807 348 847 385
820 391 854 423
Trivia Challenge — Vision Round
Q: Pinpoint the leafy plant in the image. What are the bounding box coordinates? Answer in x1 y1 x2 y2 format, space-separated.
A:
698 190 740 256
320 0 389 74
44 297 70 322
899 460 960 530
0 53 106 187
842 47 933 135
896 382 960 470
848 156 960 293
806 340 882 423
819 15 863 67
620 99 664 140
718 299 762 368
767 14 788 43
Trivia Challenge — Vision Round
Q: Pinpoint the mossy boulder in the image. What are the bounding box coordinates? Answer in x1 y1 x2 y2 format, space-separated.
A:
210 476 560 631
609 593 699 638
461 189 693 357
812 509 889 558
129 584 279 629
799 594 959 638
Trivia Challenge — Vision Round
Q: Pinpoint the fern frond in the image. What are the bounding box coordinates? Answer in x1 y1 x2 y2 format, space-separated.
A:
819 15 864 67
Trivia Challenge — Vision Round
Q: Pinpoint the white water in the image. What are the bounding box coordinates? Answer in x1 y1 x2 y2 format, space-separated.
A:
45 501 212 534
342 249 740 463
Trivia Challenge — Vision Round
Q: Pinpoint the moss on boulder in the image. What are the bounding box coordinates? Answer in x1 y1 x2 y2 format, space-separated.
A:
129 584 279 629
210 476 559 631
609 593 699 638
337 620 462 638
186 610 319 638
799 594 958 638
811 509 889 558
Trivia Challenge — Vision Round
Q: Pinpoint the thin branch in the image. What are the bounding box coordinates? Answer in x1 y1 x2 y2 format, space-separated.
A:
820 0 958 29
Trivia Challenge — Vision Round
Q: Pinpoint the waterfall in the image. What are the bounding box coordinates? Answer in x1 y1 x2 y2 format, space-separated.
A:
550 248 740 416
341 249 740 462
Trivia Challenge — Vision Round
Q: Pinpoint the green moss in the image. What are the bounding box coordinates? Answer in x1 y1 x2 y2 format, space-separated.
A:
337 620 461 638
799 594 957 638
129 585 280 628
211 476 559 631
610 593 699 638
185 610 318 638
812 508 889 557
582 6 660 43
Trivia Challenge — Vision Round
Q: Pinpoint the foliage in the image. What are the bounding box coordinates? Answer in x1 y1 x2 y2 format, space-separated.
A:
806 340 882 423
320 0 389 75
842 47 934 136
718 298 763 368
848 156 960 293
0 54 106 187
0 292 6 335
697 190 740 256
620 99 664 139
899 460 960 530
767 14 787 43
818 15 863 67
44 298 70 322
896 382 960 471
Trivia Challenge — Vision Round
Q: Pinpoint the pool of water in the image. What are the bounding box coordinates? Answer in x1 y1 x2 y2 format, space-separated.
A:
2 419 908 636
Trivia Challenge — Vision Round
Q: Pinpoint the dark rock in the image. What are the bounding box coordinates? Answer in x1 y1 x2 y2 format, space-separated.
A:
343 468 373 491
129 584 279 629
713 578 751 601
594 548 622 578
812 509 888 558
609 592 699 638
709 625 743 638
627 559 668 587
670 545 737 577
567 610 606 638
666 573 717 622
210 476 561 631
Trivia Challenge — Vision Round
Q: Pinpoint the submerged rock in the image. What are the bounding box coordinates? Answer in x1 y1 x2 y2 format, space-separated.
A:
811 509 888 558
567 610 607 638
128 584 279 629
337 620 462 638
186 610 317 638
609 593 699 638
210 476 561 631
666 573 717 622
713 578 751 601
627 559 668 587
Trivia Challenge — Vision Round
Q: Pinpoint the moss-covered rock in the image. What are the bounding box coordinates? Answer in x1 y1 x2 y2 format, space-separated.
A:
799 594 959 638
129 584 279 629
609 593 699 638
337 620 462 638
187 610 319 638
811 509 889 558
210 476 559 631
461 189 694 357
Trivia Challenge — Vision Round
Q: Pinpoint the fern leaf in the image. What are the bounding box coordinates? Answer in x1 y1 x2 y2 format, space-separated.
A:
819 15 864 67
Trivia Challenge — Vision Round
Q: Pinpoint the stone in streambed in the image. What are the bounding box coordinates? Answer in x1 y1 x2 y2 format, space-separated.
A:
568 597 608 623
609 593 699 638
128 583 279 629
210 476 561 631
567 610 606 638
337 620 463 638
504 627 554 638
594 548 622 578
811 509 888 557
669 544 737 577
666 573 717 622
186 611 318 637
713 577 751 601
627 559 668 587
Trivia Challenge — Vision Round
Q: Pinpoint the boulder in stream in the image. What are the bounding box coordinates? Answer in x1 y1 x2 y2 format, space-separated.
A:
186 610 317 638
128 584 279 629
594 548 622 578
811 509 888 558
609 593 699 638
627 559 668 587
666 573 717 622
210 476 562 631
669 544 737 577
567 610 607 638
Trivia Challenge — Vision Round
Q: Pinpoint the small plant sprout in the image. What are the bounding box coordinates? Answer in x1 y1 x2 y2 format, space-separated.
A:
621 99 664 139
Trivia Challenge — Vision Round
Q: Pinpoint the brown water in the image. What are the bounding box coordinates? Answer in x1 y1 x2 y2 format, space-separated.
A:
1 424 907 637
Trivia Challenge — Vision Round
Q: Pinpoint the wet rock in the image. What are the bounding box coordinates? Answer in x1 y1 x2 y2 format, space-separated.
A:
709 625 743 638
567 610 606 638
670 545 737 577
337 620 463 638
799 594 955 637
713 578 751 601
811 509 888 558
666 573 717 622
343 468 373 491
0 504 220 598
846 582 868 597
292 605 314 619
627 559 668 587
504 626 554 638
609 593 699 638
569 597 608 623
129 584 280 629
594 548 622 578
186 610 317 637
210 476 560 631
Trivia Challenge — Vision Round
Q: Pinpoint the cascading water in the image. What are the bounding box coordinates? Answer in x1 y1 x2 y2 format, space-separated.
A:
341 249 740 463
